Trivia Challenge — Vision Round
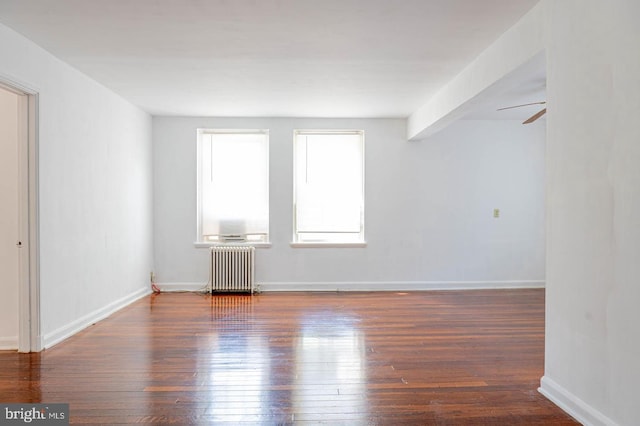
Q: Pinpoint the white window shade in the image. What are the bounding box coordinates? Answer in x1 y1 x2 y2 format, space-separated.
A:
294 130 364 243
198 130 269 242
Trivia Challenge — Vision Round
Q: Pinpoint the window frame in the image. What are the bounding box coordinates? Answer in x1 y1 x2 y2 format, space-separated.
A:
195 128 271 248
291 129 366 248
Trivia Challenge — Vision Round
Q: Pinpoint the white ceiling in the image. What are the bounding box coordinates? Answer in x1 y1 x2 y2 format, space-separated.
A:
0 0 541 118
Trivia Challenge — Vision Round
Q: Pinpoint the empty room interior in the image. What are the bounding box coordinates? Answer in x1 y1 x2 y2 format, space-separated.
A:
0 0 638 425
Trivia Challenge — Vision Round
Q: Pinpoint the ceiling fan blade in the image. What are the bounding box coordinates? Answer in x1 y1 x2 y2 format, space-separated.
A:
523 108 547 124
497 101 546 111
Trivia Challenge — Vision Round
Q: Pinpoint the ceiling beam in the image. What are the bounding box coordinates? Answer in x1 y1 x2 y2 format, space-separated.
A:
407 1 547 141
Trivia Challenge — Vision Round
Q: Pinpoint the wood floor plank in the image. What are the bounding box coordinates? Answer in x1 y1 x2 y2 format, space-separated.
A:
0 290 579 424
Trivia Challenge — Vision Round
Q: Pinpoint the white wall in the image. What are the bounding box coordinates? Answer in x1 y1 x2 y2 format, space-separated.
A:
153 117 545 290
540 1 640 425
0 23 154 348
0 88 19 349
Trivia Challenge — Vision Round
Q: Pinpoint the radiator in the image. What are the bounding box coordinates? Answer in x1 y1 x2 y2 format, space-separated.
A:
210 246 255 293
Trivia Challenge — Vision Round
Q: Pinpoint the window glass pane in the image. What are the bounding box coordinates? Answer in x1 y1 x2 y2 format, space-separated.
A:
294 131 364 243
199 130 269 242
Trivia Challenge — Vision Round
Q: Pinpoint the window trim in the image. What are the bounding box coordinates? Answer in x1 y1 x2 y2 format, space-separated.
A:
195 128 270 247
291 129 365 247
194 241 272 249
289 242 367 248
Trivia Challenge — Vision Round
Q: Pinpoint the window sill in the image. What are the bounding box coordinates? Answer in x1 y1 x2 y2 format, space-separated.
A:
290 242 367 248
194 242 272 248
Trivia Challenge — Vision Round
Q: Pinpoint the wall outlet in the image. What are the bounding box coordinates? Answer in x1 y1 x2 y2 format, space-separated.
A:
150 271 156 283
493 208 500 218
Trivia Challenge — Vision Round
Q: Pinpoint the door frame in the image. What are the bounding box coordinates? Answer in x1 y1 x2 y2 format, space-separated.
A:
0 75 41 352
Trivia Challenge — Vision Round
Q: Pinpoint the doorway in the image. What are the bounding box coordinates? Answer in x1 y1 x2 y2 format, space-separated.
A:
0 87 20 350
0 80 40 352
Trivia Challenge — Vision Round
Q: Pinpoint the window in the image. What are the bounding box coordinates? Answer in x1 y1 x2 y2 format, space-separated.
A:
293 130 365 245
197 129 269 244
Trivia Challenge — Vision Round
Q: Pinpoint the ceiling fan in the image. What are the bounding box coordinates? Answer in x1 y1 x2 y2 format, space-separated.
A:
497 101 546 124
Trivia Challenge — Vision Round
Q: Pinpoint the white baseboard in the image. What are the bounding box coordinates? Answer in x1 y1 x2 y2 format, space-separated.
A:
261 280 544 292
43 286 151 349
158 280 544 292
154 282 208 292
0 336 18 350
539 375 617 426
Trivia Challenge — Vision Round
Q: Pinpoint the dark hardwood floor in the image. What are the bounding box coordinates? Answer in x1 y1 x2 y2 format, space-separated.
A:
0 290 578 425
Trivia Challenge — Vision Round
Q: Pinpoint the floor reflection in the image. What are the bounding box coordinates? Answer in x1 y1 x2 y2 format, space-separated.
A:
209 294 255 324
205 334 270 422
18 353 42 403
293 312 367 423
205 295 271 422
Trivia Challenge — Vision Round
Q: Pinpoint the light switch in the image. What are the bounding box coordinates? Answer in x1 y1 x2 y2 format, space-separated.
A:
493 208 500 218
